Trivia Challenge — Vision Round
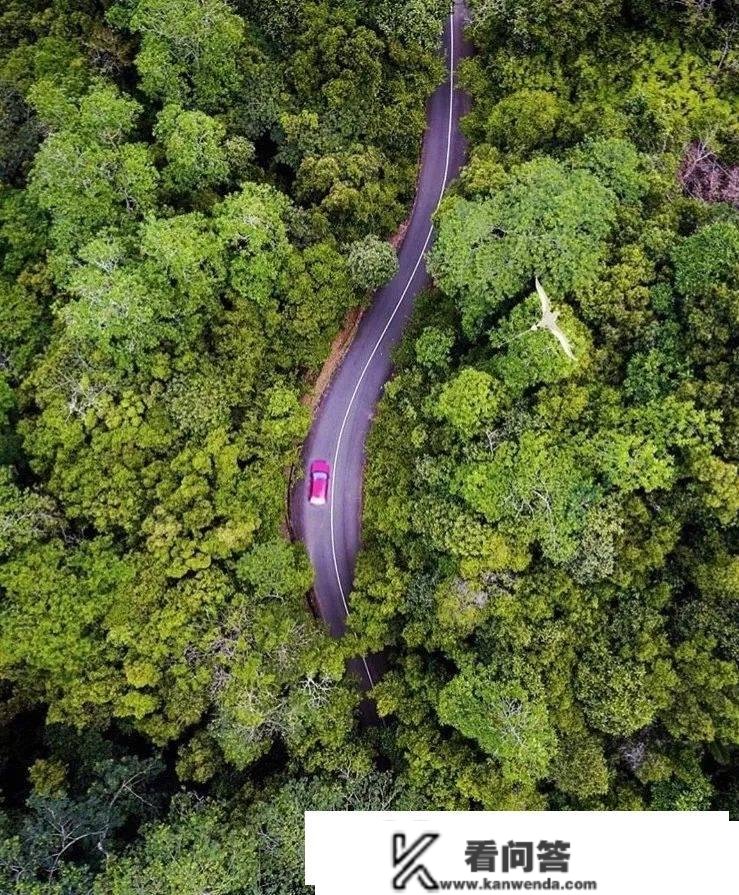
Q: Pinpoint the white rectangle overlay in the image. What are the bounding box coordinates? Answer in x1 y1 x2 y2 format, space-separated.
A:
305 811 735 895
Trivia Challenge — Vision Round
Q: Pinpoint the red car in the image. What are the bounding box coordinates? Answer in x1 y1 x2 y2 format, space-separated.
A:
309 459 330 506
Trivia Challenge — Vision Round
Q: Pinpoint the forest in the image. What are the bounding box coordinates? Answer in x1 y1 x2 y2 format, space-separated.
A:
0 0 737 892
355 0 739 813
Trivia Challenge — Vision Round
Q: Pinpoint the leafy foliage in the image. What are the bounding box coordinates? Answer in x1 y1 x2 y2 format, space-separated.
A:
347 235 399 291
0 1 448 886
353 9 738 813
0 0 737 889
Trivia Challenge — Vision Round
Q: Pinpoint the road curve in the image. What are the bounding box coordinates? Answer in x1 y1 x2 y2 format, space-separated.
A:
291 2 472 688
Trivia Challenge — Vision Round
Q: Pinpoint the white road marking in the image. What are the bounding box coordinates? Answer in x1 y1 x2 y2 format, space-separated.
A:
328 6 459 688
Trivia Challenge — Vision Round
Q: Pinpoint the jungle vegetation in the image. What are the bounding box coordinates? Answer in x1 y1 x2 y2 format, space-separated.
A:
354 0 739 815
0 0 736 892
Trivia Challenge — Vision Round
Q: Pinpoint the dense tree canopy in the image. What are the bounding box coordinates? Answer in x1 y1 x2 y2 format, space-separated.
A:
0 0 737 890
352 1 738 815
0 1 447 889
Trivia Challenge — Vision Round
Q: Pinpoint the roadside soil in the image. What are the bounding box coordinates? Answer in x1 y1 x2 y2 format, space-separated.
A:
302 303 366 413
301 214 413 414
287 214 413 539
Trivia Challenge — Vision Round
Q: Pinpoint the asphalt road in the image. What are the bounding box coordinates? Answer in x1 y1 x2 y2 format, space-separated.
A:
291 2 472 689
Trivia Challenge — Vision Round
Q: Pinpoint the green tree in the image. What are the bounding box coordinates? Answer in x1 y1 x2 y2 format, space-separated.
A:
435 367 500 433
438 669 557 785
414 326 454 369
0 756 162 892
429 156 619 335
372 0 448 51
154 105 229 195
469 0 622 52
94 796 258 895
347 234 398 291
128 0 244 110
28 82 158 271
671 222 739 300
486 89 567 155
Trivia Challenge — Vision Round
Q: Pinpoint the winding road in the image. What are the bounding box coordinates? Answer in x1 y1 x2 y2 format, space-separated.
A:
291 2 472 689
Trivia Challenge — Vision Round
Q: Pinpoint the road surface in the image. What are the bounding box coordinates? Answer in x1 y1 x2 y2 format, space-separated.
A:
291 1 472 689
